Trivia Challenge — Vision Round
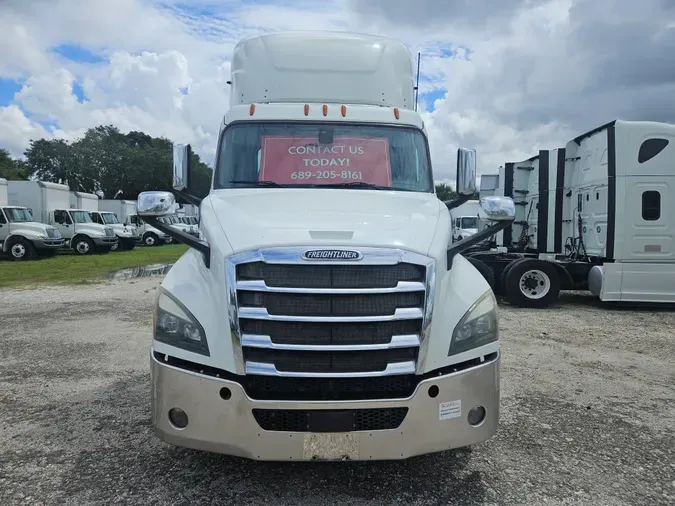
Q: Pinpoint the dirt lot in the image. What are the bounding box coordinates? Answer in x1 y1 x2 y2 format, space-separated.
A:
1 278 674 506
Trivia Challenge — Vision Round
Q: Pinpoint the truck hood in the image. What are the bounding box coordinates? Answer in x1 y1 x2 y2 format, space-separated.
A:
9 221 58 238
75 224 110 236
208 189 444 255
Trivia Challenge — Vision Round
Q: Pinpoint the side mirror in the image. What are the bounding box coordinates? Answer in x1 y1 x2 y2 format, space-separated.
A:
456 148 477 196
173 143 192 191
137 191 177 217
479 196 516 221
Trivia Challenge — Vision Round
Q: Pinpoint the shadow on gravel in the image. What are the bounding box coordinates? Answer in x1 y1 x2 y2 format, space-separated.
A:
498 290 675 313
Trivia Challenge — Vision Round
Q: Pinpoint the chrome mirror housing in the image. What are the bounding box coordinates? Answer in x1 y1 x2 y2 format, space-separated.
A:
137 191 177 217
173 143 191 191
479 196 516 221
456 148 477 196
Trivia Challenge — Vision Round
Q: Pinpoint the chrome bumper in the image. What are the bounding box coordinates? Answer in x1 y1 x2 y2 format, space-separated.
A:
150 350 500 461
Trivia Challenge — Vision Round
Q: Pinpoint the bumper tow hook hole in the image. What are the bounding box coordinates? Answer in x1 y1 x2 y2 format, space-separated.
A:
168 408 188 429
428 385 439 398
219 387 232 400
468 405 486 426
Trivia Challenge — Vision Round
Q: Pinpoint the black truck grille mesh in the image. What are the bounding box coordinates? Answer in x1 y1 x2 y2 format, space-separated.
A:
232 250 431 388
252 407 409 432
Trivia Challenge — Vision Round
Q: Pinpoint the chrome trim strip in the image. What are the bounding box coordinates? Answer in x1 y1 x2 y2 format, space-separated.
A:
253 246 432 266
236 280 426 294
241 334 421 351
416 258 437 374
244 361 417 377
238 307 424 323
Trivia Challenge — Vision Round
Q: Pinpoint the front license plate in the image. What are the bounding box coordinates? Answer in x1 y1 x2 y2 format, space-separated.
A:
302 433 359 461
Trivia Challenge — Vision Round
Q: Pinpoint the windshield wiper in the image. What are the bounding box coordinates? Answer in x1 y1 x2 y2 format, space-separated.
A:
313 181 389 189
229 180 285 188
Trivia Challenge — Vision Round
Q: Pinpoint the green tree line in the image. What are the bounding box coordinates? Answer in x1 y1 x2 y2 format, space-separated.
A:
0 125 212 199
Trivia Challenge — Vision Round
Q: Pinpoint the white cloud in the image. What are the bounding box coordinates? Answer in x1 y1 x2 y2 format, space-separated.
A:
0 0 674 184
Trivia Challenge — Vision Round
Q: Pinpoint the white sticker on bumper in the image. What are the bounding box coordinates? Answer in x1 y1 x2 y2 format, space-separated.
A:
439 400 461 420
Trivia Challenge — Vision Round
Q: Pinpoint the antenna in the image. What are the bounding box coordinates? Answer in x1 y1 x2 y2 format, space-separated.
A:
414 52 421 112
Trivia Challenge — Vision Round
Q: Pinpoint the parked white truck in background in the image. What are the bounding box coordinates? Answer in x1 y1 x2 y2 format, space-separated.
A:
88 210 139 250
450 199 481 242
0 178 64 260
126 213 173 246
464 119 675 307
8 181 118 255
137 31 515 461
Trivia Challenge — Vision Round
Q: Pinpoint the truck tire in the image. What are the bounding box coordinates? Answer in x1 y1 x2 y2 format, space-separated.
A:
120 239 136 251
466 257 495 290
72 236 94 255
143 233 158 246
499 258 526 294
8 237 36 261
504 258 561 308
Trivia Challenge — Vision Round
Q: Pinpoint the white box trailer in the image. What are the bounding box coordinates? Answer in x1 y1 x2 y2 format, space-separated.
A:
8 181 117 255
99 199 137 224
466 119 675 307
70 191 99 212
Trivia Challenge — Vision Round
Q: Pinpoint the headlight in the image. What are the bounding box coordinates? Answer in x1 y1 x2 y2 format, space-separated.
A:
154 289 209 356
449 289 498 356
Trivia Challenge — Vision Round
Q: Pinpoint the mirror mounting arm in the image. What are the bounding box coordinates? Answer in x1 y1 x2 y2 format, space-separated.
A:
444 194 472 211
446 220 512 270
174 189 203 207
143 216 211 269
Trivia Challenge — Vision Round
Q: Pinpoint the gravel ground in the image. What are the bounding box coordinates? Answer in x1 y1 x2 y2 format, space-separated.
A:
1 278 674 506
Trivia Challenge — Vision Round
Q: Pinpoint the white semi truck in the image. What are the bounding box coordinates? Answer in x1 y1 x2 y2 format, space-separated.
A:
465 119 675 307
136 31 515 461
8 181 118 255
126 214 172 246
450 199 481 243
0 178 65 260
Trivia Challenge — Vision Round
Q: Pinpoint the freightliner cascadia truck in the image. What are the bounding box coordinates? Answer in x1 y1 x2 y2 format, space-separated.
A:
137 31 515 461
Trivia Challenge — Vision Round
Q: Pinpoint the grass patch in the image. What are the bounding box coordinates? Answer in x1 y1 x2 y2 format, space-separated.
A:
0 244 189 288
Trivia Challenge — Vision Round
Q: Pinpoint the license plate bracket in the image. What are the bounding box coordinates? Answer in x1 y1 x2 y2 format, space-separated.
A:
307 410 354 433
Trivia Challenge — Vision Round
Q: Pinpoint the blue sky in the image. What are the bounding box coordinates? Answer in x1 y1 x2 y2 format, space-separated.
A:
1 0 596 180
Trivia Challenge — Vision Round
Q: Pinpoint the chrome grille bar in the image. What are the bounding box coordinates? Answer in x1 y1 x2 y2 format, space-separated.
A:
236 279 426 294
241 333 420 351
245 361 417 377
238 307 424 323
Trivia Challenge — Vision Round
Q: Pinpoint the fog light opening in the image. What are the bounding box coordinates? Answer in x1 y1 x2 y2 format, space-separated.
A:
467 405 486 427
220 387 232 400
428 385 439 398
168 407 189 429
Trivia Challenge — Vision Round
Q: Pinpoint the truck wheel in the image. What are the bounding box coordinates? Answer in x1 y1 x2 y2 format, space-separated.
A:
143 233 158 246
9 238 36 261
467 257 495 290
121 239 136 251
73 236 94 255
504 258 561 308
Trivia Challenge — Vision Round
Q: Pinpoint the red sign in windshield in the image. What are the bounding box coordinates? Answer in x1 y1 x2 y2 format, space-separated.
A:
259 136 392 186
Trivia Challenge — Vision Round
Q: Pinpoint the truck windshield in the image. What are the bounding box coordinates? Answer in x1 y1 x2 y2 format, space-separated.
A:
101 213 120 224
460 217 479 229
4 208 33 223
70 211 93 224
214 122 434 192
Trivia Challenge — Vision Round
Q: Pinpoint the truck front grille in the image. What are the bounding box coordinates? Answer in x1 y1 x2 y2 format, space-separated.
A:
226 247 436 382
104 227 114 237
46 228 55 238
252 407 408 432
